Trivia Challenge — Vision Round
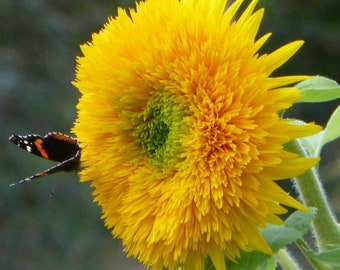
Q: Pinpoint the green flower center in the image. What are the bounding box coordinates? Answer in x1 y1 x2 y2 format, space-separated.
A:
132 92 186 168
139 109 170 156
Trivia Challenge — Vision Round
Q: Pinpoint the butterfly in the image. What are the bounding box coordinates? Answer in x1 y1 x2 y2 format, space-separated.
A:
9 132 81 186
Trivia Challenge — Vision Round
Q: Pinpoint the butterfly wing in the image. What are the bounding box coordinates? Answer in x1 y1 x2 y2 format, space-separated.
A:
9 132 81 186
40 132 80 162
9 134 48 159
9 132 80 162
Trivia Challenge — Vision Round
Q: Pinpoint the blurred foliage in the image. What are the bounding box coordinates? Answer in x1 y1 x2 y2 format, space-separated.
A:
0 0 339 269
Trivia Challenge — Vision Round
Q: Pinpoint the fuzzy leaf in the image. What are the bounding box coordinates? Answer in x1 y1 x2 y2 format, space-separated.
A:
225 208 316 270
300 105 340 157
300 245 340 267
296 76 340 103
225 251 274 270
261 208 317 252
321 105 340 147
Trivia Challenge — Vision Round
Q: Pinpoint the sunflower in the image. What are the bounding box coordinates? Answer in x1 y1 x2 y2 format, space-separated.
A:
73 0 320 269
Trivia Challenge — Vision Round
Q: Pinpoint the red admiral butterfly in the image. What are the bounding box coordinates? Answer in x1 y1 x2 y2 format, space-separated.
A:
9 132 81 186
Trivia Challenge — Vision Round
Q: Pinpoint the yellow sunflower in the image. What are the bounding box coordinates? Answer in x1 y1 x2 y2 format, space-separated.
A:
73 0 320 269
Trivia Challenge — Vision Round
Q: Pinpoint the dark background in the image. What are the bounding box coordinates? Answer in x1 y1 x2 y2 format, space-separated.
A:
1 0 339 269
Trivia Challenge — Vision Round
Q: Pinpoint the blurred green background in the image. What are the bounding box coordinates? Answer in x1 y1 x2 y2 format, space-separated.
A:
1 0 339 269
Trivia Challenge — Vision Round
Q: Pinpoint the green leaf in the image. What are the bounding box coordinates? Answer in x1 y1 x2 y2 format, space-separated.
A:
261 208 317 252
321 105 340 147
300 245 340 267
295 76 340 103
225 251 274 270
225 208 316 270
299 105 340 157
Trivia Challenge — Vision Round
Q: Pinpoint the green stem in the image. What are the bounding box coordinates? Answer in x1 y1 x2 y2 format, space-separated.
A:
287 139 340 251
275 249 300 270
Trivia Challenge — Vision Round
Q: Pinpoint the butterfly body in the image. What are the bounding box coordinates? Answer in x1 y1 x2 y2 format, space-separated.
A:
9 132 81 186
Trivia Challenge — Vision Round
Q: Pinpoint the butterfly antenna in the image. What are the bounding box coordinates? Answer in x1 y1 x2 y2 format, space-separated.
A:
9 178 32 186
9 172 48 187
